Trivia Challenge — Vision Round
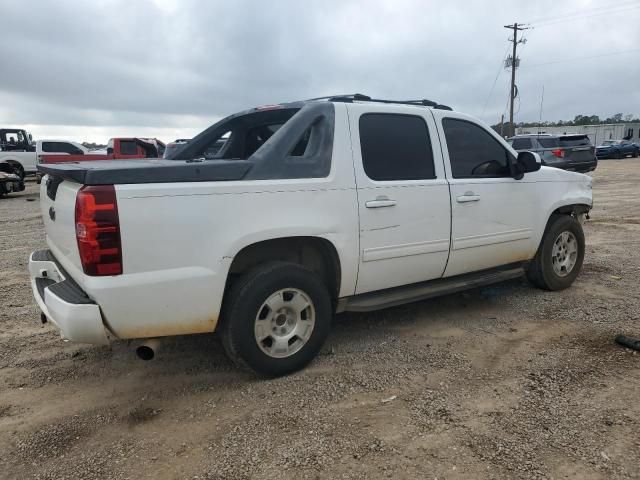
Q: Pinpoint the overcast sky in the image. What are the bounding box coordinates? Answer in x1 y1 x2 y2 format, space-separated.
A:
2 0 639 143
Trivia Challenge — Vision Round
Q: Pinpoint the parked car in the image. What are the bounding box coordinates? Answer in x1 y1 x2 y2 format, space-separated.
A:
30 94 592 377
0 136 88 179
507 134 597 173
0 161 25 196
40 137 165 164
596 140 640 159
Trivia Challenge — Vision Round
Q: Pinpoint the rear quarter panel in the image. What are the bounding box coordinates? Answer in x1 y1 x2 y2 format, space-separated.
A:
93 104 359 339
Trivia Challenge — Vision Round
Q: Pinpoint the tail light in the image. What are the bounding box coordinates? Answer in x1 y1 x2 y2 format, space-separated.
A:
75 185 122 276
551 149 564 158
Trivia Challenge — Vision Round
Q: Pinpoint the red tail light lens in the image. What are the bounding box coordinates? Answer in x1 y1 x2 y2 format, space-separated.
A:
551 149 564 158
75 185 122 276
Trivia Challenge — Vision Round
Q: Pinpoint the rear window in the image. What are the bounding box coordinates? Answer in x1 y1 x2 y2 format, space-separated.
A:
511 138 533 150
120 140 138 155
537 137 560 148
559 135 591 147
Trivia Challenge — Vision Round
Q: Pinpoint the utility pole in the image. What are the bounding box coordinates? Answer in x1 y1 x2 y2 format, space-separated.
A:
504 23 529 137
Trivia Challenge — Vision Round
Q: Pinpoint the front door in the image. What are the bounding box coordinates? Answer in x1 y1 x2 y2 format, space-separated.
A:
348 104 451 294
434 112 538 277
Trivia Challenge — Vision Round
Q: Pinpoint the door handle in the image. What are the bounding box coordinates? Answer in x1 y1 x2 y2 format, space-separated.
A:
456 192 480 203
365 196 397 208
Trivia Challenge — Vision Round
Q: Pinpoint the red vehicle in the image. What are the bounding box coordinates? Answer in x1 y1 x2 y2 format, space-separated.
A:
40 138 165 164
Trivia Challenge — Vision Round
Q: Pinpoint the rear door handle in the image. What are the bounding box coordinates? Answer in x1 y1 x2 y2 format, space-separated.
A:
456 193 480 203
365 196 397 208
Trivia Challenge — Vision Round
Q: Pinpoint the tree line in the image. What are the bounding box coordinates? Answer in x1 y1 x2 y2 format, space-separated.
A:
492 113 640 134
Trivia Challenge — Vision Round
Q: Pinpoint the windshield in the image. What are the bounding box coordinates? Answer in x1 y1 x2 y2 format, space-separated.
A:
601 140 616 146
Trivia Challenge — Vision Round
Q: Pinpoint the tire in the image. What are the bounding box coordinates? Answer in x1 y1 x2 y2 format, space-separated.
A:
527 214 585 291
219 261 332 377
633 149 639 158
7 162 24 180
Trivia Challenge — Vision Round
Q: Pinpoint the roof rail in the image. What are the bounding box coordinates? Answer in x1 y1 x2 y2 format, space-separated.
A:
305 93 453 111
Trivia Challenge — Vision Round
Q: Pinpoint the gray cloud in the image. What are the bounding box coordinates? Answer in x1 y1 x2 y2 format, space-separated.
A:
1 0 639 142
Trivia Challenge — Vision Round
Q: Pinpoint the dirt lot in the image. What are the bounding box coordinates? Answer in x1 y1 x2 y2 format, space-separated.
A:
1 160 639 480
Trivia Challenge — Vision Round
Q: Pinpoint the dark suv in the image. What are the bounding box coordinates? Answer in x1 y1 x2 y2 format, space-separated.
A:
508 134 597 173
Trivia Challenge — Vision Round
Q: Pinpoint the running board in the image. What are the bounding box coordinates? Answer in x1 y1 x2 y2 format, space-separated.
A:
341 265 526 313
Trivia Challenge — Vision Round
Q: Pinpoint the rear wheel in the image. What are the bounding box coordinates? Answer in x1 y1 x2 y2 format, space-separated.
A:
527 215 585 291
219 262 332 377
633 149 639 158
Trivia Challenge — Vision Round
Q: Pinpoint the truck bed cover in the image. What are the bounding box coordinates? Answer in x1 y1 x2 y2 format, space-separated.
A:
37 159 252 185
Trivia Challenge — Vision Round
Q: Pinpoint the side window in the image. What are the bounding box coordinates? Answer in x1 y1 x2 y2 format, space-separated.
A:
41 142 55 152
442 118 512 178
60 143 84 155
511 138 532 150
120 140 138 155
41 142 83 154
359 113 435 181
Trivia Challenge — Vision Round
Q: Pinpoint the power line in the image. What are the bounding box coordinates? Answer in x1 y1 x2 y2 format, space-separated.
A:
530 4 640 27
481 46 511 117
521 48 640 68
527 0 639 24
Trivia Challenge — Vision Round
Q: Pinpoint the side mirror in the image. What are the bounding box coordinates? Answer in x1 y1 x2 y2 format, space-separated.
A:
512 151 541 180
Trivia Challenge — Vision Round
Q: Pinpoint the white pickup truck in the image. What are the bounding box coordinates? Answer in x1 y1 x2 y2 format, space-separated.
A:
0 137 88 179
29 95 592 377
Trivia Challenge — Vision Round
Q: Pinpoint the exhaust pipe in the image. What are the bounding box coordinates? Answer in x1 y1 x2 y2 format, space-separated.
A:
135 338 162 361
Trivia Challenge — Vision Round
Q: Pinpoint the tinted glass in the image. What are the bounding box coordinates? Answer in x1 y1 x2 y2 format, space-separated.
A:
443 118 512 178
559 135 591 147
359 113 435 181
42 141 83 154
537 137 560 148
120 140 138 155
511 138 533 150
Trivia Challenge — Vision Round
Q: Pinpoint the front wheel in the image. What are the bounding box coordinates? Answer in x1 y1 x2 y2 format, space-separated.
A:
527 215 585 291
219 262 332 377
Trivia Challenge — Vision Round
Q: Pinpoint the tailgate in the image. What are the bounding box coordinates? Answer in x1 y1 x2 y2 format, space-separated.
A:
40 175 83 273
560 135 595 163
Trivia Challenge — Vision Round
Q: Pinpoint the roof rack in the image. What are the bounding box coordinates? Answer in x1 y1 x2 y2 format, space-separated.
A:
306 93 453 111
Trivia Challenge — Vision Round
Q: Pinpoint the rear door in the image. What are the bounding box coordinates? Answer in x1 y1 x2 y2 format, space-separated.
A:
348 104 451 294
434 111 539 277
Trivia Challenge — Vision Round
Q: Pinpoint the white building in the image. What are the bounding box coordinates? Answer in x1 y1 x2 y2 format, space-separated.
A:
516 123 640 146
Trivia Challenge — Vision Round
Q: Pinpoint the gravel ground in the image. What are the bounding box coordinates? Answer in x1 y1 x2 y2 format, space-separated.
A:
0 160 639 480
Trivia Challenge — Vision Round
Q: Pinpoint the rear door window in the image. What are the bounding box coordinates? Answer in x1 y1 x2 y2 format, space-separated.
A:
511 138 533 150
359 113 435 181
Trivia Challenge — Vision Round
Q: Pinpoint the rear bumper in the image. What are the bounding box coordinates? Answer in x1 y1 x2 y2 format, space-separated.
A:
29 249 110 345
544 159 597 173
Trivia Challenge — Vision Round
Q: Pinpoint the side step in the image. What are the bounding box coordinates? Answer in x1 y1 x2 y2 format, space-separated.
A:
341 265 526 313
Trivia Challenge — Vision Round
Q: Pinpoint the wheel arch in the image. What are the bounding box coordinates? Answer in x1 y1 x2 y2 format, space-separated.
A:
225 236 342 301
